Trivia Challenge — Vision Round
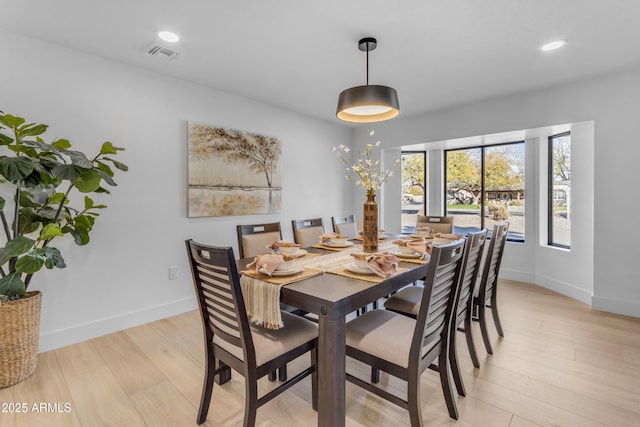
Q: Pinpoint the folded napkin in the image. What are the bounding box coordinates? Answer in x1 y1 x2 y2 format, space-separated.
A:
247 253 284 276
364 252 399 278
433 233 463 240
320 232 346 243
392 238 433 257
268 240 300 252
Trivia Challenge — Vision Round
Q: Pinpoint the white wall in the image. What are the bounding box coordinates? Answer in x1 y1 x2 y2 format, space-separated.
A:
1 29 353 351
354 70 640 318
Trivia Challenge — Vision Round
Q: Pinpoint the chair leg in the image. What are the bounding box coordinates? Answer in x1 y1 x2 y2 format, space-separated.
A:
438 351 459 420
463 315 480 368
278 365 288 381
490 294 505 337
371 367 380 384
448 325 466 397
197 350 216 424
311 347 318 411
243 373 258 427
215 360 232 384
268 370 277 381
477 300 494 355
407 373 424 427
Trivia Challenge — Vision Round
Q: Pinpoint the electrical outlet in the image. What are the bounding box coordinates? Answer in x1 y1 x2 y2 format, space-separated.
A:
168 266 178 280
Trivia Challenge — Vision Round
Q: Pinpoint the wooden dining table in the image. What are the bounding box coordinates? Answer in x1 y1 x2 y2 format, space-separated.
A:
237 243 428 427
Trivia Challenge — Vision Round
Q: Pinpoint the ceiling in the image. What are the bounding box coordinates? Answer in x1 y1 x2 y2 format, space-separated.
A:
2 1 640 126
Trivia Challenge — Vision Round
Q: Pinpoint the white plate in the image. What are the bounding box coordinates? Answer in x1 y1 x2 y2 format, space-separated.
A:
323 241 354 248
391 250 422 259
344 263 375 275
409 234 433 239
271 268 303 277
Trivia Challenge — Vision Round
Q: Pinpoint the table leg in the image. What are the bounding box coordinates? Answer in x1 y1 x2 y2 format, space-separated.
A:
317 305 346 427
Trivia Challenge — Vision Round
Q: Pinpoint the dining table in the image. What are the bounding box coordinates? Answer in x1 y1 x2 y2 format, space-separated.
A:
236 239 428 427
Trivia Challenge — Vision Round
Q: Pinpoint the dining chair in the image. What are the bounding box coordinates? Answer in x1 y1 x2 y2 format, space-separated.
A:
416 215 454 234
236 222 282 259
344 239 466 424
383 230 487 396
291 218 324 248
473 222 509 355
185 240 318 426
331 215 359 239
236 221 308 381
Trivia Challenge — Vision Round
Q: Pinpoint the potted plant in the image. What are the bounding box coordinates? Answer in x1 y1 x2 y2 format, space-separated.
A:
0 110 127 388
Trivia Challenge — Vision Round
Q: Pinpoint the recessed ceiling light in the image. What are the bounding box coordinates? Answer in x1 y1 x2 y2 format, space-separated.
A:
158 31 179 43
541 40 566 51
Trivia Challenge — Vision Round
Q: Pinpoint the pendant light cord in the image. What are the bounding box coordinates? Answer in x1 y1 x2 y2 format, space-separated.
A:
365 42 370 85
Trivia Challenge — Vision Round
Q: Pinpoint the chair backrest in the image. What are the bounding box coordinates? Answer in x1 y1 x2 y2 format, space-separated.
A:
332 215 358 239
291 218 324 248
236 222 282 259
411 239 465 366
478 222 509 302
416 215 454 234
455 229 488 323
185 240 256 368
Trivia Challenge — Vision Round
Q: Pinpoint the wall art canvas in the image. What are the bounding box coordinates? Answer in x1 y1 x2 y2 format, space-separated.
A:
187 122 282 217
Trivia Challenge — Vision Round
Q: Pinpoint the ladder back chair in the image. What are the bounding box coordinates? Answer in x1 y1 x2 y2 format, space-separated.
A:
416 215 454 234
236 222 282 259
344 239 466 424
331 215 359 239
291 218 324 248
382 230 487 397
185 240 318 426
473 222 509 354
236 221 300 381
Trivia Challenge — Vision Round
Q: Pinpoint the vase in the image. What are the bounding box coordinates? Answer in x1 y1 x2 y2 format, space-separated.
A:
0 291 41 388
363 193 379 253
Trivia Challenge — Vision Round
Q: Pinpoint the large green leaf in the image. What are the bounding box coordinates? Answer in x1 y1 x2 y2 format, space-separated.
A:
52 164 83 180
96 168 116 186
0 134 13 146
0 156 34 181
104 157 128 172
0 271 26 296
44 247 66 269
40 223 64 240
73 170 101 193
0 114 25 129
100 141 124 155
69 228 90 245
0 236 36 265
96 160 114 177
15 250 45 274
66 150 93 168
74 214 95 231
51 139 71 150
18 123 48 138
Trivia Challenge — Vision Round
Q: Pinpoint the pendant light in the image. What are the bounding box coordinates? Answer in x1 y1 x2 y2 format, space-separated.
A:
336 37 400 123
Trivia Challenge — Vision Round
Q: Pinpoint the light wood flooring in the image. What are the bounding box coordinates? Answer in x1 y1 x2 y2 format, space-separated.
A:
1 279 639 426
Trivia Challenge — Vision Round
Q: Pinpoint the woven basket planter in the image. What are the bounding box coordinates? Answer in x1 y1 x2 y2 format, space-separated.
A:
0 291 41 388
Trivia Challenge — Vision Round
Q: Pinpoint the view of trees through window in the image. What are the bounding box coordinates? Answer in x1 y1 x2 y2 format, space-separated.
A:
549 132 571 248
446 142 525 241
400 152 425 233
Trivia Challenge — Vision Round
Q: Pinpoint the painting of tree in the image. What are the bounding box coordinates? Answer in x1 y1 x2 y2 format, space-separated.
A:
187 122 282 217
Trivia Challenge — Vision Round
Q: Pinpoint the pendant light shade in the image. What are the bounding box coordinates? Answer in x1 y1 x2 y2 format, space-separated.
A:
336 37 400 123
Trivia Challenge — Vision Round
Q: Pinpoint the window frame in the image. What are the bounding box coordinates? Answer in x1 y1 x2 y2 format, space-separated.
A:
548 131 571 249
444 140 525 242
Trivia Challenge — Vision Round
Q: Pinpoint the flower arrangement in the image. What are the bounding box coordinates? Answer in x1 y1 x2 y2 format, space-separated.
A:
332 130 399 195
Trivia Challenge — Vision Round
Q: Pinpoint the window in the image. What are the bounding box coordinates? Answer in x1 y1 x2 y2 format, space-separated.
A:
445 142 525 242
400 152 425 234
548 132 571 248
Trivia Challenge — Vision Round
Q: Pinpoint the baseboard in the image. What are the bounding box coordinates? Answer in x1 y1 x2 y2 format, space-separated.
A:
500 268 534 284
592 296 640 318
38 297 198 353
533 273 593 305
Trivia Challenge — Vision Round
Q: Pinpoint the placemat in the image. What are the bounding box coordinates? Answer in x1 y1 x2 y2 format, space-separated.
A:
293 252 322 261
395 256 429 265
241 267 324 285
311 244 359 252
327 266 408 283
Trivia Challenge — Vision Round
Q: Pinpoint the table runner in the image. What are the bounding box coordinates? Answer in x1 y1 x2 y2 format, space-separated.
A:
240 240 401 329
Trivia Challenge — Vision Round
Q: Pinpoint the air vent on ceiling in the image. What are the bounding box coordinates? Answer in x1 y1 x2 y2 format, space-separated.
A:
146 43 181 61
